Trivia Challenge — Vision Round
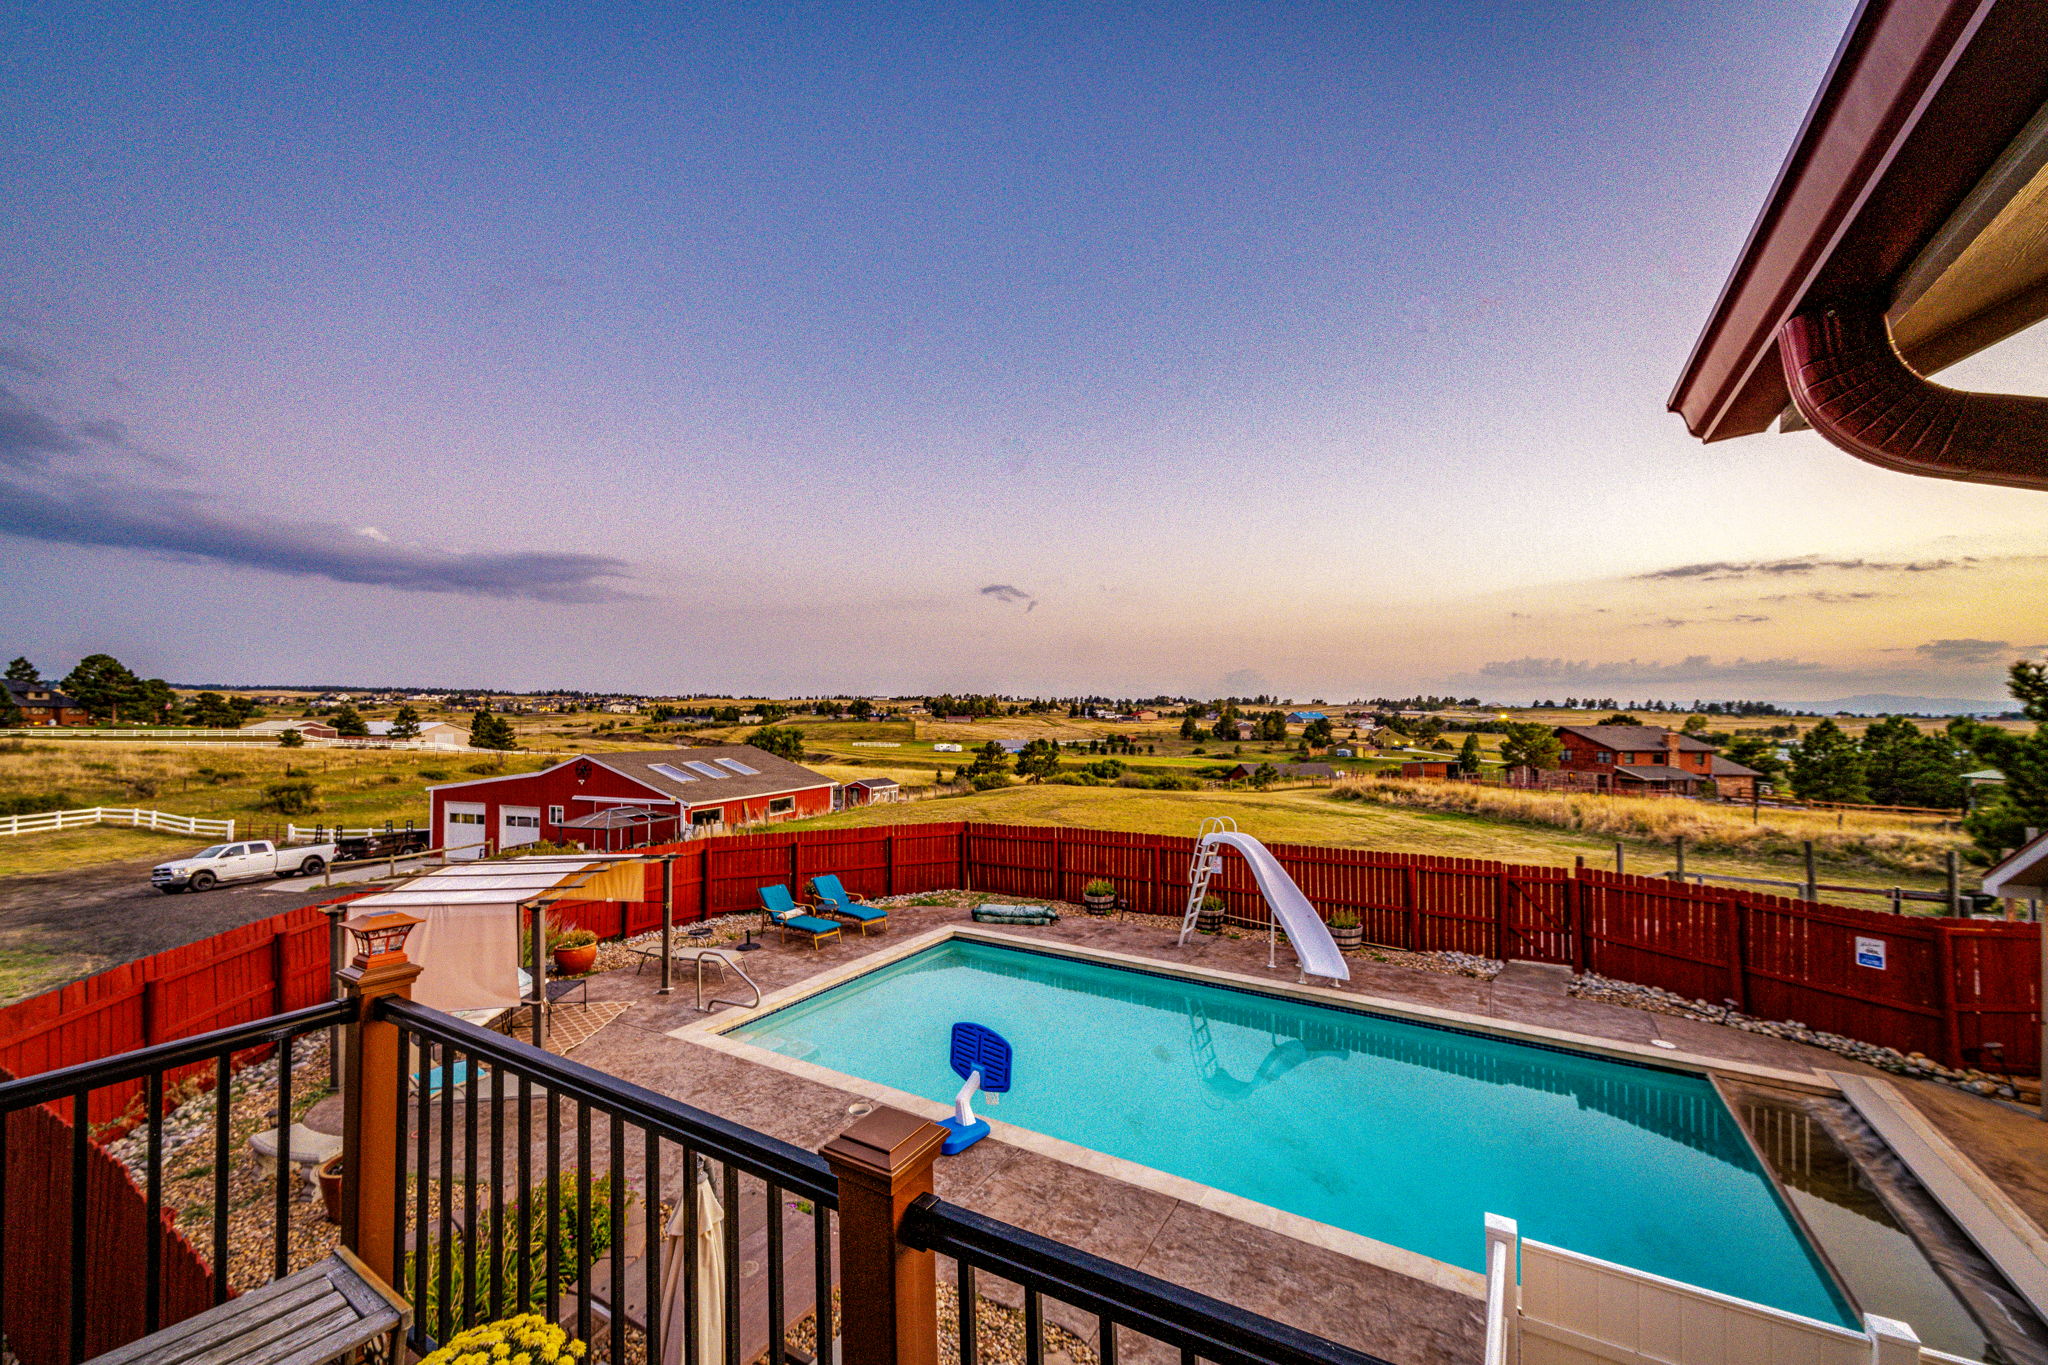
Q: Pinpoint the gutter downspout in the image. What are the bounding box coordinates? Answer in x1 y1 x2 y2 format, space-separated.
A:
1778 299 2048 490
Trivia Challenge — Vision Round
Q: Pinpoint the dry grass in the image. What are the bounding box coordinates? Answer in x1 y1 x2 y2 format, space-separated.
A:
785 781 1966 893
1328 776 1969 875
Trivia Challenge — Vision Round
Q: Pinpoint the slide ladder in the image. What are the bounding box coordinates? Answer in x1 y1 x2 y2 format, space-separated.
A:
1177 822 1350 985
1177 817 1236 944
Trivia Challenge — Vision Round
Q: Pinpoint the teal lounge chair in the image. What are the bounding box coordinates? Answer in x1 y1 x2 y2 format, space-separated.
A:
809 874 888 934
760 884 842 950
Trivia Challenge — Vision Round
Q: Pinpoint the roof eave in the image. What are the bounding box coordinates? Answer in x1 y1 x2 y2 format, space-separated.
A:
1670 0 2048 443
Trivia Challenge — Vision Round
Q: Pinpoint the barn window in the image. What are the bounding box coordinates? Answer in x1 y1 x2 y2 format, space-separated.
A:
548 806 564 824
768 796 795 815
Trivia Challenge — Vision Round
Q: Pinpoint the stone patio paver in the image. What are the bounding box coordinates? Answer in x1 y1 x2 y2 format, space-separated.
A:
548 898 2048 1365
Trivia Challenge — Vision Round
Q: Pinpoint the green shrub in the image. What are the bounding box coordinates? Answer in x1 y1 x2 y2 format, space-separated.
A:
968 771 1011 791
260 781 318 815
406 1173 618 1335
418 768 450 781
0 793 71 817
1083 879 1114 896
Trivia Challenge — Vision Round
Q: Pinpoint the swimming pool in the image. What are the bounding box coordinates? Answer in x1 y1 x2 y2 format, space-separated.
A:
727 937 1856 1326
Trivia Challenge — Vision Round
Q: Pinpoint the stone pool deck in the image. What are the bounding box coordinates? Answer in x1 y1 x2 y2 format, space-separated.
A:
555 898 2048 1365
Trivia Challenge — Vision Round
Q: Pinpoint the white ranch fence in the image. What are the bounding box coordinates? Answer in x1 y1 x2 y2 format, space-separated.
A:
0 807 236 840
1 727 470 750
1483 1215 1980 1365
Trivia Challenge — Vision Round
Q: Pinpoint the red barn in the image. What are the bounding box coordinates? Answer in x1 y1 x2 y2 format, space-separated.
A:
427 745 836 857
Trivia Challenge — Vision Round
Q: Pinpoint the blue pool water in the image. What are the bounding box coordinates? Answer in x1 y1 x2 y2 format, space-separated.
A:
730 941 1854 1325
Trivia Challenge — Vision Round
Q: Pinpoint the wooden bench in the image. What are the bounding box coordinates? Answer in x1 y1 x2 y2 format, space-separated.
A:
86 1249 409 1365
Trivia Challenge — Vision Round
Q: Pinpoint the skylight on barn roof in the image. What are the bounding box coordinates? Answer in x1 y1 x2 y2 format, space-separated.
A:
715 757 759 775
649 762 698 783
684 760 729 779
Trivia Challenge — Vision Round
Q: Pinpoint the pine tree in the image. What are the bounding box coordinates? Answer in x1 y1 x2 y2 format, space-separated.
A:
1789 718 1868 802
60 654 143 722
1859 716 1964 808
1456 732 1483 776
390 705 422 740
4 657 39 688
331 703 370 738
1962 662 2048 856
469 703 519 751
1013 739 1061 782
0 687 20 729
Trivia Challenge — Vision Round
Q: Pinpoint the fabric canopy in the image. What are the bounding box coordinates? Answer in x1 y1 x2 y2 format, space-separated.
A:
350 855 645 1011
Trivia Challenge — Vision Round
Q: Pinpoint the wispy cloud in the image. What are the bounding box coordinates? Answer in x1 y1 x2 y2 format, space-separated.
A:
1756 590 1887 604
1634 556 1974 582
1477 655 1829 685
1912 638 2017 665
0 384 638 603
979 583 1038 612
1639 614 1770 629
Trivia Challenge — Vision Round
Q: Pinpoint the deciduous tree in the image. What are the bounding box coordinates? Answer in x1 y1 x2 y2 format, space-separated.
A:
1013 738 1061 782
1961 662 2048 857
748 725 804 760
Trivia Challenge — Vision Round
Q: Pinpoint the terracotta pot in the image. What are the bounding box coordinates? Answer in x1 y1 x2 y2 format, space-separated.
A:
317 1153 344 1224
553 944 598 975
1330 922 1364 952
1082 891 1116 916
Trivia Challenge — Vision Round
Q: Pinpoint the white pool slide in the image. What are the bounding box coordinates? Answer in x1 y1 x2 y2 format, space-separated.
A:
1191 828 1350 984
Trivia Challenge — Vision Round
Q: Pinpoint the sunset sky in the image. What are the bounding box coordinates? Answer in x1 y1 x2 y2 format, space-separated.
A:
5 2 2044 705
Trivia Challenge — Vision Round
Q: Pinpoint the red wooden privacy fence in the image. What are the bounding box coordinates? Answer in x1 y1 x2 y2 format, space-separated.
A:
0 903 336 1126
3 823 2039 1100
0 1090 214 1365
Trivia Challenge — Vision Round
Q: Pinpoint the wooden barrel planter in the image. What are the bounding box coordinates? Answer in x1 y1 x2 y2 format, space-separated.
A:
1082 882 1117 916
1196 896 1225 934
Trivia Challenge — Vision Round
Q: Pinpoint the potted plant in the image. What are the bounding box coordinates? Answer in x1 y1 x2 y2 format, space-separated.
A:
1081 879 1117 915
317 1152 344 1223
1196 894 1226 934
1328 910 1364 952
547 916 599 976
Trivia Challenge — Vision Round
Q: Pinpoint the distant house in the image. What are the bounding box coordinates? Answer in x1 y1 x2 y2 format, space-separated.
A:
1216 719 1257 740
242 718 340 740
1552 724 1760 799
841 777 902 807
4 680 88 727
1285 711 1327 724
363 719 471 748
1224 761 1338 782
933 743 963 753
1129 709 1159 721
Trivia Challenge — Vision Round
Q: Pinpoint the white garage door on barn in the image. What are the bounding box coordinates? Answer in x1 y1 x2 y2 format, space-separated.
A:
443 801 488 859
499 805 542 851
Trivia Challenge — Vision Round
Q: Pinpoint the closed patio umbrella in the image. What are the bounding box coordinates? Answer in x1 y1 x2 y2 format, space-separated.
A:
657 1166 726 1365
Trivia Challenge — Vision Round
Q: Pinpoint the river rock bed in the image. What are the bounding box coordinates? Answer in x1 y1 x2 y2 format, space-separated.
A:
1568 971 2032 1102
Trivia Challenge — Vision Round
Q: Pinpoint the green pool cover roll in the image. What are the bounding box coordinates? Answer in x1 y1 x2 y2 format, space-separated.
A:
971 903 1060 924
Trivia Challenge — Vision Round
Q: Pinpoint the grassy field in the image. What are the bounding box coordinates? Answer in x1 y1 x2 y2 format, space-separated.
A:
782 782 1967 899
0 740 559 876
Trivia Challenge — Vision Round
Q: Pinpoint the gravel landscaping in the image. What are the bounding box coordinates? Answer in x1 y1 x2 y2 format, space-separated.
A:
1568 971 2036 1103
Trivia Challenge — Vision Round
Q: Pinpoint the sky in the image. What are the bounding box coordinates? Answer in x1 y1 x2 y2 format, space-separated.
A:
4 1 2045 706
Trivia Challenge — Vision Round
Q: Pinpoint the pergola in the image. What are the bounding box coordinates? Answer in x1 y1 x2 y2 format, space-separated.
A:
346 854 653 1044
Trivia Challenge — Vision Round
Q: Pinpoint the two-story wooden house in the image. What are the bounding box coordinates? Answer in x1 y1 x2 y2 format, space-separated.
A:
4 680 87 727
1553 724 1762 800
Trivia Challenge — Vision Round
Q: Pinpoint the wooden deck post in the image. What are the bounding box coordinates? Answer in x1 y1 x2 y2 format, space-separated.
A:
337 939 423 1290
820 1107 948 1365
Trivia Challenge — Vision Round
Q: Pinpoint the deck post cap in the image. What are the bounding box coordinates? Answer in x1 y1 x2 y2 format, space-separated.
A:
822 1106 948 1182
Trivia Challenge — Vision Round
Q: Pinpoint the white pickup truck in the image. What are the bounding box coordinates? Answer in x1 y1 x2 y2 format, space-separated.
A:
151 839 338 893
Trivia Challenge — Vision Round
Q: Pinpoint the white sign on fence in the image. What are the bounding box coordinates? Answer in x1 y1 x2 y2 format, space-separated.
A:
1856 936 1888 970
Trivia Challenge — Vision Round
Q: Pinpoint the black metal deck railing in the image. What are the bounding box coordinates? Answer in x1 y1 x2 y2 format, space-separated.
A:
902 1197 1396 1365
10 987 1405 1365
378 998 839 1365
0 998 355 1365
